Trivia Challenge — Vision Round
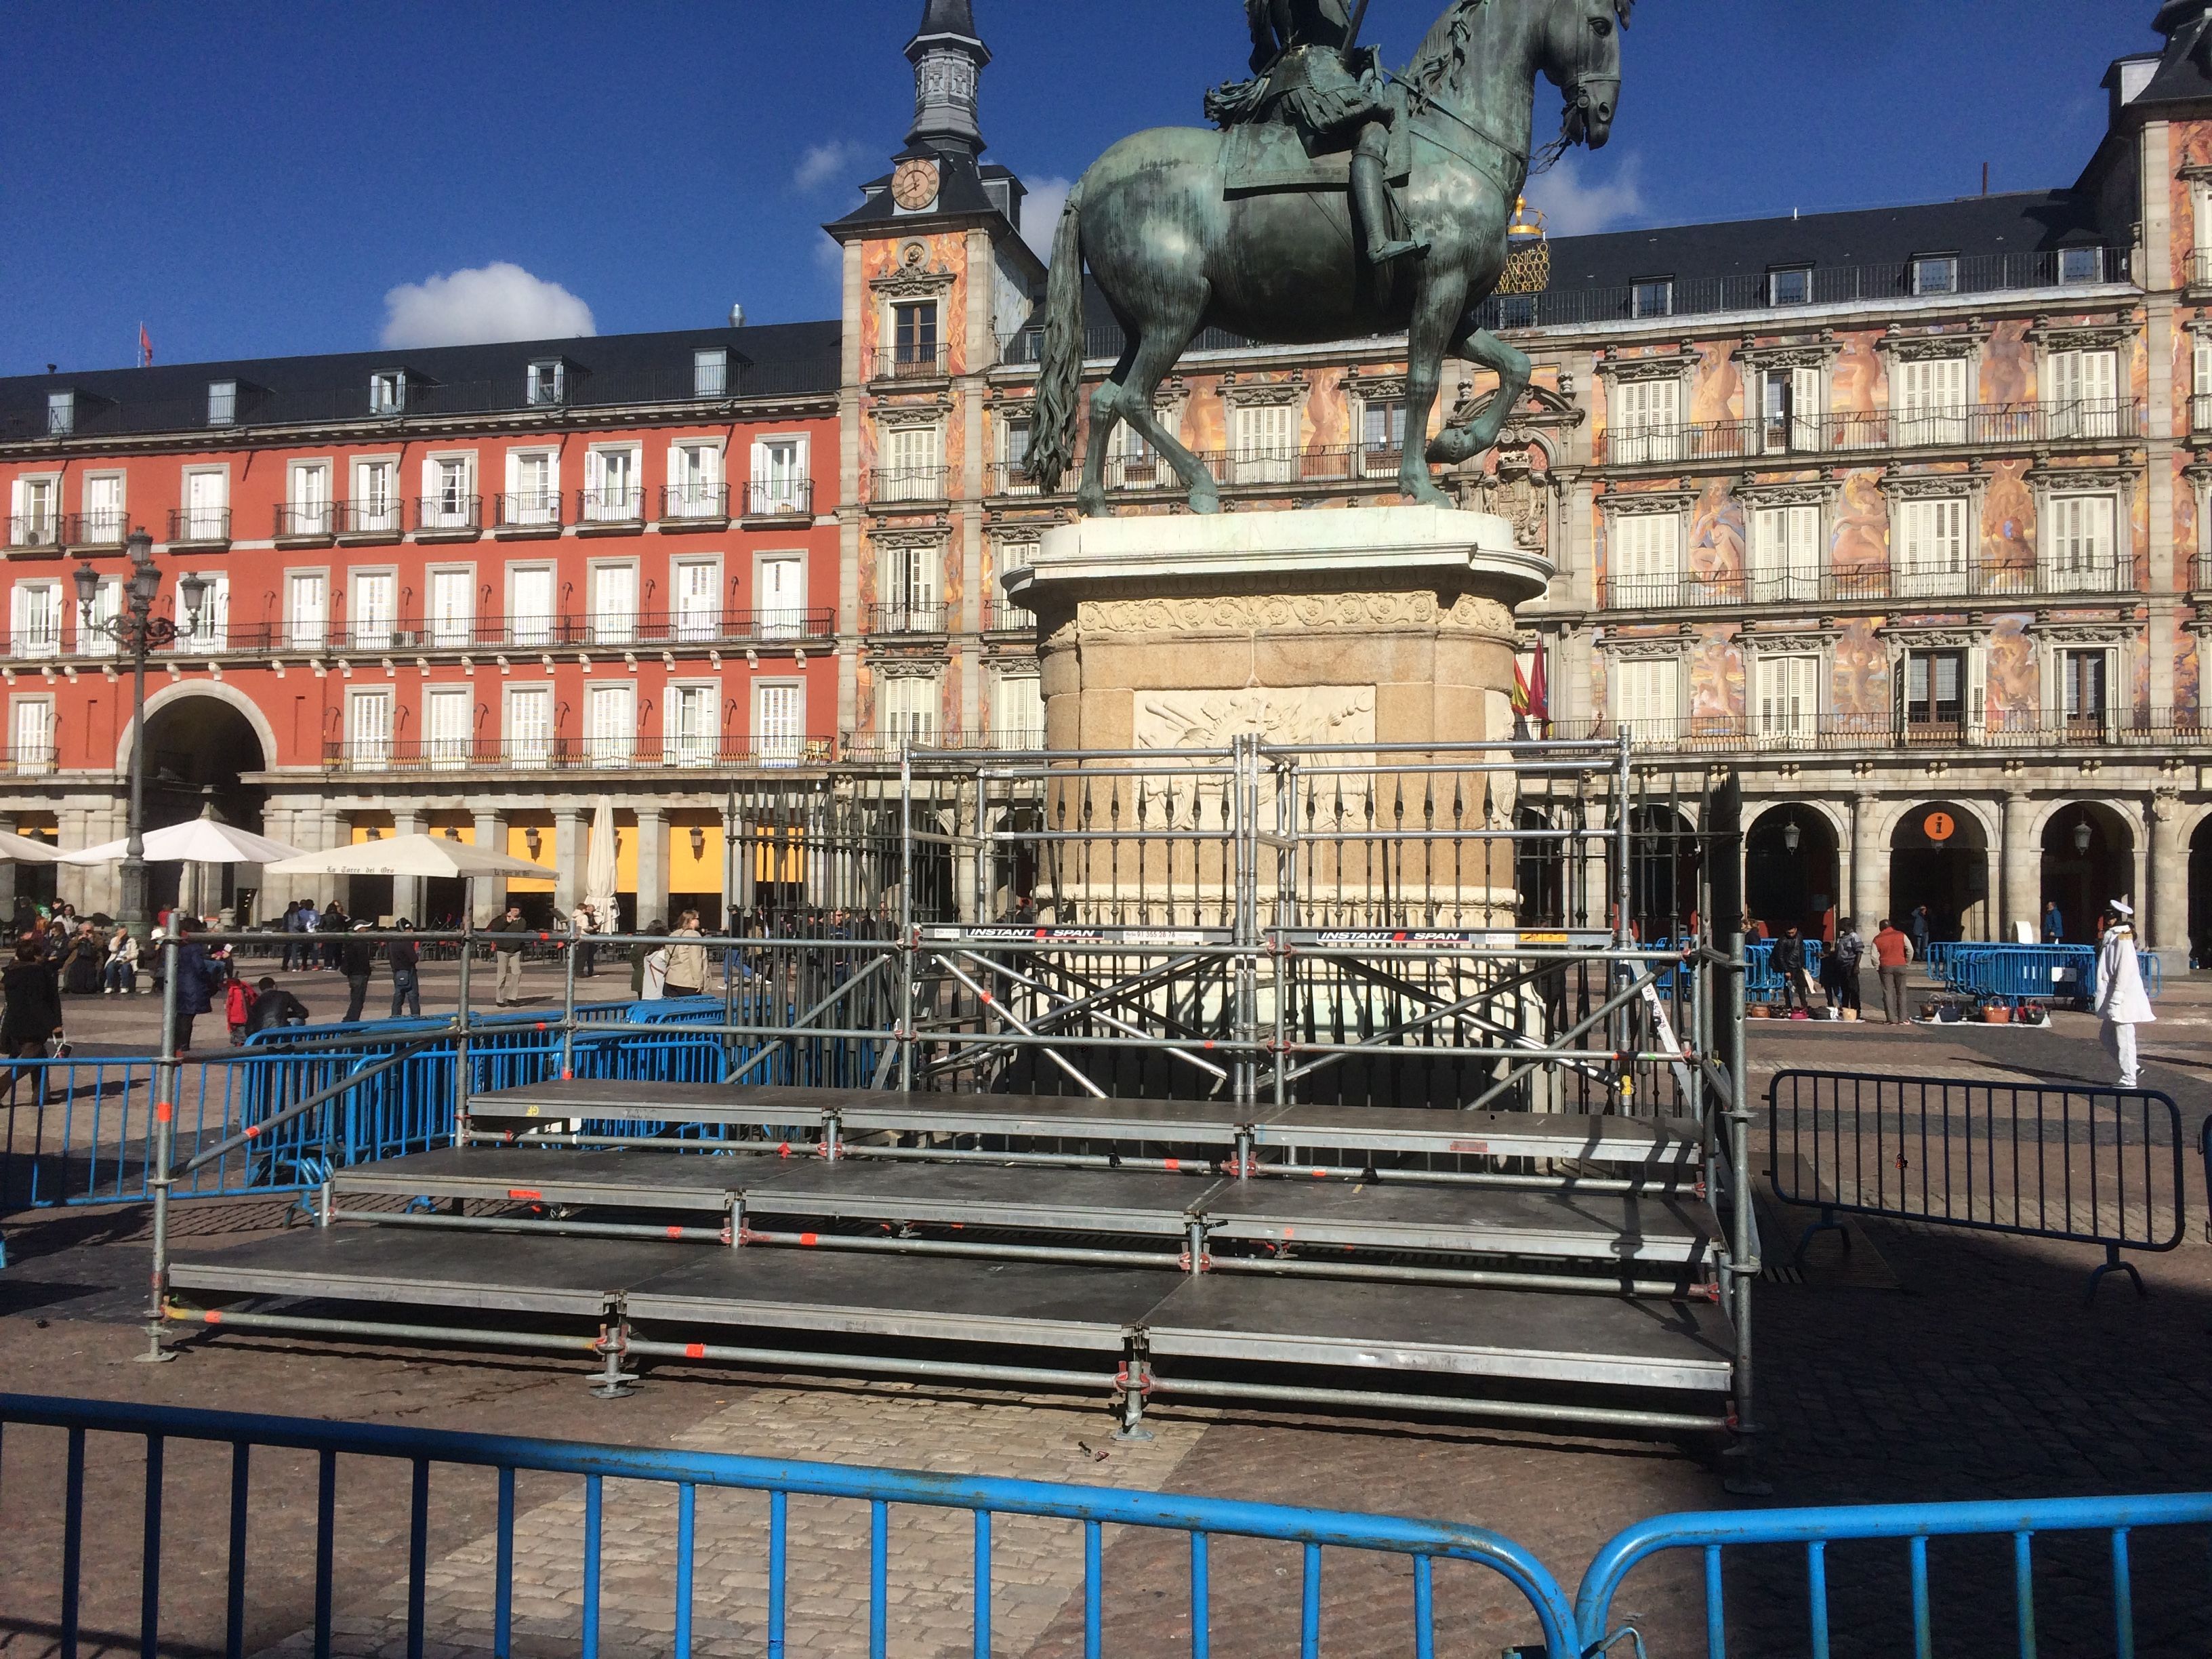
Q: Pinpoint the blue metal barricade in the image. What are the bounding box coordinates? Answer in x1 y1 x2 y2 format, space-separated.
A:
1746 938 1822 1000
1938 943 2160 1004
1576 1490 2212 1658
0 1393 1582 1659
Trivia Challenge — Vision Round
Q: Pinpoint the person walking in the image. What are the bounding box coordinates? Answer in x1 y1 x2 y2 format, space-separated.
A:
0 940 64 1106
340 920 377 1023
489 904 529 1007
2094 899 2154 1087
1772 926 1812 1015
1872 918 1913 1024
283 899 313 971
387 922 422 1019
1830 917 1865 1019
171 921 218 1053
2042 899 2065 945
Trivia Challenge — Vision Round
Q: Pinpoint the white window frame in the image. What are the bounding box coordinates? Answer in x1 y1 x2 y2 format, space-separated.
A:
504 682 556 769
207 380 237 428
1893 354 1973 448
45 392 74 436
748 435 809 516
1895 495 1972 598
346 688 394 771
285 459 334 537
1604 510 1683 606
2045 348 2121 440
77 574 121 658
2057 247 2105 286
753 680 804 766
180 466 229 541
693 348 729 398
11 695 54 774
368 370 407 415
506 563 558 648
1751 652 1822 748
880 541 940 631
285 569 330 652
1229 401 1299 485
425 684 474 771
526 359 566 407
586 560 640 645
1750 503 1822 603
666 680 720 768
352 456 403 535
888 300 942 373
1759 366 1824 455
1610 656 1680 746
9 473 61 548
2194 335 2212 433
667 440 726 520
77 472 125 547
420 452 478 531
1768 266 1814 307
756 552 806 639
426 565 475 649
176 573 228 653
583 443 643 523
991 669 1045 750
1609 374 1683 464
504 448 560 527
2043 493 2121 594
12 580 63 659
878 424 943 502
671 555 723 642
880 674 940 745
1910 254 1959 297
585 680 637 768
1630 277 1673 319
348 568 398 651
1898 643 1987 743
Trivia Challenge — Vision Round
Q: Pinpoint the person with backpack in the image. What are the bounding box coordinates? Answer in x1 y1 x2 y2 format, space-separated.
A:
1829 917 1865 1019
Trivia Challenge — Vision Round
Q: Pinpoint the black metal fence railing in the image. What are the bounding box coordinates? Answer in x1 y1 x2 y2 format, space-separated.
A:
340 499 406 538
658 483 730 522
495 491 564 532
217 607 835 655
62 510 129 548
984 596 1037 632
872 346 949 381
867 600 947 635
577 487 646 525
1768 1068 2184 1296
413 495 482 535
2190 249 2212 291
1597 398 2142 466
744 479 813 518
272 503 339 539
165 507 231 544
1601 556 2133 610
1548 710 2211 756
869 467 948 505
323 736 835 774
7 513 63 550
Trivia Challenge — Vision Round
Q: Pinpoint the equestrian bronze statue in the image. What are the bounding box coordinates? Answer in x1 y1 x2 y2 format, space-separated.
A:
1026 0 1631 518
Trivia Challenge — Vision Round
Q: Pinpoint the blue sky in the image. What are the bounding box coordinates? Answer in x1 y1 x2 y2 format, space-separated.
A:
0 1 2165 377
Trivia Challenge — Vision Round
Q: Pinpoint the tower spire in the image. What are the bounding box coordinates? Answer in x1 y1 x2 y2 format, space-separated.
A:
906 0 990 159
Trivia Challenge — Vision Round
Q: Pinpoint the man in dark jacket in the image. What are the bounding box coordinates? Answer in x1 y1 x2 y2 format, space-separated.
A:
388 922 422 1019
171 922 218 1052
340 922 377 1023
316 901 348 969
243 977 311 1036
0 940 63 1105
1772 926 1812 1014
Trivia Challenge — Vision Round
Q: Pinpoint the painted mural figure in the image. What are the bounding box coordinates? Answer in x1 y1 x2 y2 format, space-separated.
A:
1207 0 1429 266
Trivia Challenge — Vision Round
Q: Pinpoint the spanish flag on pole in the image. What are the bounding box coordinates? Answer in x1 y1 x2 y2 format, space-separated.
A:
1512 637 1549 732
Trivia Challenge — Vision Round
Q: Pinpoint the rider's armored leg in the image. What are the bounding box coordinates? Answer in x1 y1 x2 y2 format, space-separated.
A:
1354 122 1428 266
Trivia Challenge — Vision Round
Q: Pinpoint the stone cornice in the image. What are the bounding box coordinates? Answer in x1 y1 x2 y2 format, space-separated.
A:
2024 314 2138 352
1735 475 1841 509
1878 321 1992 362
1879 466 1988 502
1594 346 1693 384
1734 332 1842 373
1597 483 1699 516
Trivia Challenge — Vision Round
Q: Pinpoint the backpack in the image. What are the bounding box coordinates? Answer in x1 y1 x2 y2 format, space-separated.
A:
225 980 258 1025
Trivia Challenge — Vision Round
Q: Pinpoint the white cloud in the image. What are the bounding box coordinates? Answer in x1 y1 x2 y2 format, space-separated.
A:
1525 151 1647 238
794 140 871 194
1020 176 1073 259
380 263 594 349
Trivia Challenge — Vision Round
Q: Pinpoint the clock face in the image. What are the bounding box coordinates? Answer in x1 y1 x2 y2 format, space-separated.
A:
891 157 941 212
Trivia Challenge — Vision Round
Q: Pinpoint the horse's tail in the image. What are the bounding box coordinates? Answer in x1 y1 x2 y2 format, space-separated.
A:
1025 179 1086 493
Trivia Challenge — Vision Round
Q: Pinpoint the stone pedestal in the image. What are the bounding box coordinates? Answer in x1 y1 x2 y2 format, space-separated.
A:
1002 507 1552 925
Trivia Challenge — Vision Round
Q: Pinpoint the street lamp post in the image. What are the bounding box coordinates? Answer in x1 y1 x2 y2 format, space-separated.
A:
76 531 205 942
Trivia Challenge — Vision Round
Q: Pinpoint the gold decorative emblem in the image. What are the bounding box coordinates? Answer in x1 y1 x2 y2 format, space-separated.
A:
891 157 941 212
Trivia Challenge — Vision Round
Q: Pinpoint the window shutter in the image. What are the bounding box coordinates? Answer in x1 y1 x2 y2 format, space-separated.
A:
1786 505 1820 597
756 683 801 764
1791 367 1822 450
1965 645 1988 741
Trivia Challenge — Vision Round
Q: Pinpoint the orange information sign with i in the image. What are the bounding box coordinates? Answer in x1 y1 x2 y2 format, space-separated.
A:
1923 811 1956 844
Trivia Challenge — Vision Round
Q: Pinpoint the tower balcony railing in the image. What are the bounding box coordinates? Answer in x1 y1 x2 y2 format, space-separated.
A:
867 600 947 636
1596 399 2142 466
323 735 835 775
984 594 1038 632
869 467 949 505
873 346 949 381
1548 710 2205 756
1600 555 2131 610
2190 249 2212 291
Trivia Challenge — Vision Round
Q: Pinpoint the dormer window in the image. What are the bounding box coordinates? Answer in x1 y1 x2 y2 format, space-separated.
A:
207 380 237 427
527 360 566 406
2058 247 2104 285
1631 278 1673 320
45 392 74 436
1912 255 1959 297
693 349 729 398
369 370 407 415
1769 266 1814 307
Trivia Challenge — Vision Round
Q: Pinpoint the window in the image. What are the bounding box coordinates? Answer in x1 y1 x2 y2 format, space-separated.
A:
1753 655 1820 747
586 682 635 766
1750 504 1821 602
882 676 938 744
693 349 729 398
1610 376 1681 464
1912 255 1959 297
347 690 394 770
1611 658 1678 744
505 684 554 768
1230 402 1298 484
426 686 472 771
1769 266 1814 307
992 671 1045 748
2196 337 2212 432
758 554 805 638
207 380 237 427
1631 278 1673 319
880 425 943 500
1902 649 1968 734
287 462 333 536
353 459 400 533
427 567 473 648
1359 400 1408 477
2046 495 2117 592
350 571 396 650
673 557 722 641
287 572 329 651
668 683 718 767
12 698 53 773
12 582 62 658
177 575 228 651
424 455 474 529
1896 496 1970 596
999 420 1037 495
46 392 74 436
79 474 124 546
882 541 939 630
585 447 640 520
508 565 556 647
670 443 724 518
182 470 228 541
1893 356 1970 447
77 575 121 657
369 371 406 416
527 360 566 406
1109 419 1158 489
2046 348 2119 439
1760 367 1822 453
574 564 631 647
754 682 802 766
11 476 58 546
892 302 939 372
1607 512 1682 605
2059 648 2111 735
508 451 558 526
752 438 806 514
2057 247 2104 285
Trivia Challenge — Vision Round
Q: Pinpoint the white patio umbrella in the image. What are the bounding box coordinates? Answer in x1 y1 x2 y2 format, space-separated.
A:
0 830 64 865
582 798 619 928
261 834 552 882
62 815 302 867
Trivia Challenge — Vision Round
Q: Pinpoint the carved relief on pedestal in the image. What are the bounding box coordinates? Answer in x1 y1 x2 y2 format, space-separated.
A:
1132 686 1376 750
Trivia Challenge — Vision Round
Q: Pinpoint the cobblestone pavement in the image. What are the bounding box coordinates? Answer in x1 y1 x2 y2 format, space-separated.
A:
4 1002 2212 1657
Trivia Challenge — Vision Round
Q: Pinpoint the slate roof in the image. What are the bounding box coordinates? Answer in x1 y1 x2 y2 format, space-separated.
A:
2132 3 2212 108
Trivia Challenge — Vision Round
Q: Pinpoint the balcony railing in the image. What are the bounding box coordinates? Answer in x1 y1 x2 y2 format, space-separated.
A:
874 346 949 381
838 728 1046 761
273 503 338 539
991 445 1429 499
2190 249 2212 291
6 744 57 775
870 467 948 505
63 510 129 548
5 626 63 659
867 600 947 635
984 594 1037 632
323 735 834 775
415 495 482 535
167 507 231 544
340 499 405 539
743 479 813 518
1601 556 2131 610
2194 392 2212 434
577 487 645 526
495 491 564 532
1597 399 2142 466
659 483 731 523
7 513 63 551
1553 710 2206 756
203 608 837 656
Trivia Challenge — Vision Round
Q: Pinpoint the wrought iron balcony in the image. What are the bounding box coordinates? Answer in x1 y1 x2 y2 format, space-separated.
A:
577 487 645 527
1600 555 2131 611
2190 249 2212 291
167 507 230 545
5 625 63 660
867 600 947 635
659 483 731 523
7 513 64 552
873 346 949 381
1596 400 2142 467
6 743 56 775
414 495 483 537
838 727 1044 762
743 479 813 518
340 499 406 539
216 607 836 656
869 467 948 505
2194 392 2212 434
495 491 564 533
1552 710 2206 757
323 735 834 775
62 510 127 549
984 594 1038 632
273 502 339 539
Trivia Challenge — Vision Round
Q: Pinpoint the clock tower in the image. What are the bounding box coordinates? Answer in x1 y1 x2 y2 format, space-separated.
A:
906 0 989 161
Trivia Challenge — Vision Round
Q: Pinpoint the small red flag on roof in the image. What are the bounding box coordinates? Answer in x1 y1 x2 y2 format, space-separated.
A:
139 323 152 367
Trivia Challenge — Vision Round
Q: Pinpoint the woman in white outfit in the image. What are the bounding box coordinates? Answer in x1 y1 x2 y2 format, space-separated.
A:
2093 899 2154 1087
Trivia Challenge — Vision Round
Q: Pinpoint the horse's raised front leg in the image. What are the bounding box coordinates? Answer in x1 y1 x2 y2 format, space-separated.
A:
1116 313 1220 516
1398 271 1469 508
1430 326 1534 467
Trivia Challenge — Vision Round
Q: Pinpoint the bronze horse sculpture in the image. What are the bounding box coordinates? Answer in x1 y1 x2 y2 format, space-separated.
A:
1027 0 1629 516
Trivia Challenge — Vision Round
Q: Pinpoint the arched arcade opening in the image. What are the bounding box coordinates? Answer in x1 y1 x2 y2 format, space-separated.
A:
1890 802 1990 943
1746 803 1839 943
2041 803 2133 945
135 693 269 919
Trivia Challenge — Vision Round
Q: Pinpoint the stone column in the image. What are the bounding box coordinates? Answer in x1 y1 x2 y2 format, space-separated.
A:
635 809 670 929
553 806 586 917
54 806 89 914
392 806 426 924
1851 794 1885 928
2001 791 2038 945
471 810 505 923
2152 790 2189 955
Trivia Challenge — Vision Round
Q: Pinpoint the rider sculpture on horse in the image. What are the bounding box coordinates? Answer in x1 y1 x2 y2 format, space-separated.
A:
1207 0 1429 267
